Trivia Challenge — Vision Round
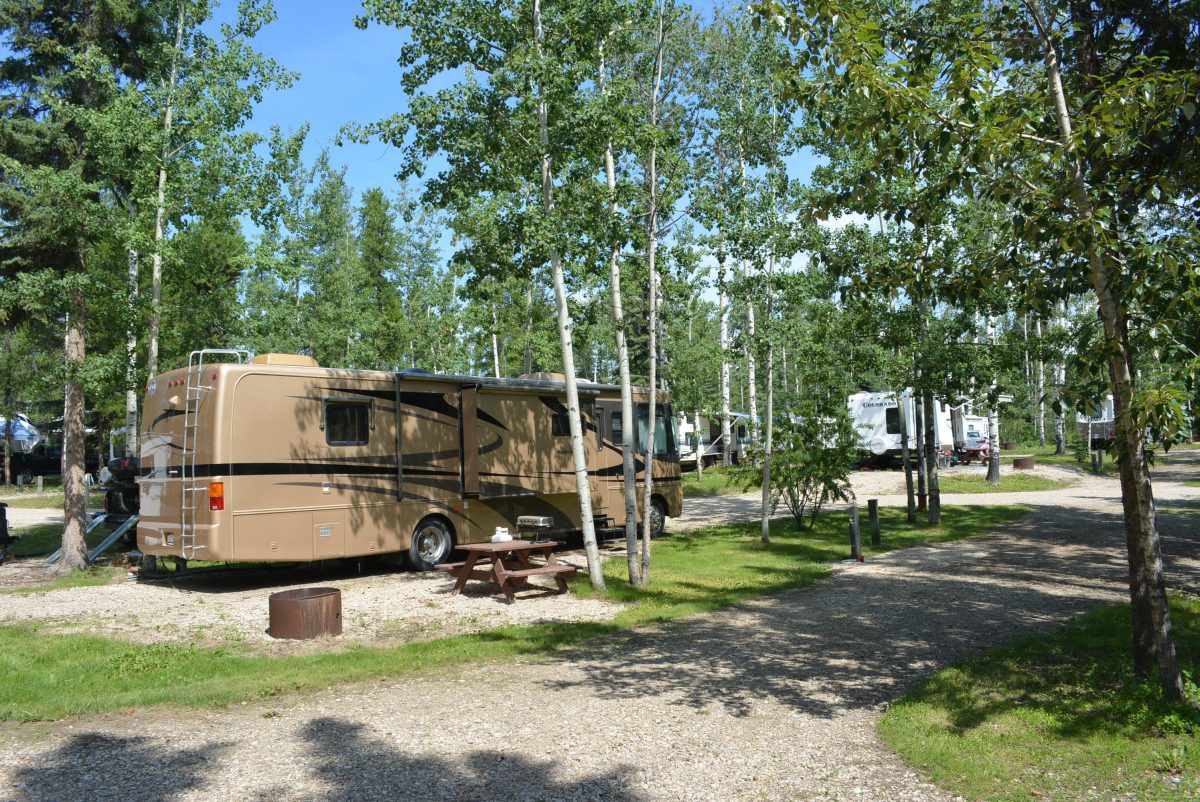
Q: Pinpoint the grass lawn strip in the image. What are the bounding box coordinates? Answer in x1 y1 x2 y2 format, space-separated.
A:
937 473 1071 494
681 466 760 497
0 504 1026 721
879 600 1200 802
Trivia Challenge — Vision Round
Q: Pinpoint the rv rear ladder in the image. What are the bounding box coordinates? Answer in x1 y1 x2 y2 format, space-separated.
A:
179 349 249 559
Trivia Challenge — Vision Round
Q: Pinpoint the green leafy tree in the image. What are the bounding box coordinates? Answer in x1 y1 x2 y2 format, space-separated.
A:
757 0 1200 699
0 0 162 570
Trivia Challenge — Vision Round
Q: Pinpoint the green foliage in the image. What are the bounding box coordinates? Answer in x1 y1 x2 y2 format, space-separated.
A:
879 599 1200 801
757 406 859 528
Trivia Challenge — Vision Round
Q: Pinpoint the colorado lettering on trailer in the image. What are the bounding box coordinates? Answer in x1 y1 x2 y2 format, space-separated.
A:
137 352 682 570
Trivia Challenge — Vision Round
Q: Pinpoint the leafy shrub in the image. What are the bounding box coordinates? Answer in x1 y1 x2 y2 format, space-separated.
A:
758 406 860 529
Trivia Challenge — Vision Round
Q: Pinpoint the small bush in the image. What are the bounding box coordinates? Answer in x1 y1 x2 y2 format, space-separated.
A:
753 406 860 529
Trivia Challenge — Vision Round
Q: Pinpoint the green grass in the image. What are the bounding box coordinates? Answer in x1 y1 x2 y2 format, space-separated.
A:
0 504 1027 721
6 521 119 560
879 598 1200 802
1026 445 1121 475
0 566 126 596
0 490 103 509
681 465 760 497
937 473 1071 494
1185 479 1200 488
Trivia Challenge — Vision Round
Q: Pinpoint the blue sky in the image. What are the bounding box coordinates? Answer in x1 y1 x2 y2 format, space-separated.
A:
216 0 822 206
215 0 414 198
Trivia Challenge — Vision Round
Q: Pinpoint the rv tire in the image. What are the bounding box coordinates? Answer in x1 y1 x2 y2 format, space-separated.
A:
648 497 666 539
408 516 454 571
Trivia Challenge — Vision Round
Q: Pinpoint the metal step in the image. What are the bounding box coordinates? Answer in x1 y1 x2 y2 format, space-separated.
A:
45 513 110 565
88 516 139 562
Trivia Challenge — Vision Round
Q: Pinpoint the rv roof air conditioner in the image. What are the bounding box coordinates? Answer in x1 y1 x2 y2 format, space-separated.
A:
249 353 320 367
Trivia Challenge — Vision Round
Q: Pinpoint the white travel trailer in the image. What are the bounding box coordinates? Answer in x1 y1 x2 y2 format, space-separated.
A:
676 412 751 467
949 407 989 451
846 390 952 458
1077 395 1116 446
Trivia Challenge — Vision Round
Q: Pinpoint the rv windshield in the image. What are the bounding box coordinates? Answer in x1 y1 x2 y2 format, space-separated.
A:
636 404 675 457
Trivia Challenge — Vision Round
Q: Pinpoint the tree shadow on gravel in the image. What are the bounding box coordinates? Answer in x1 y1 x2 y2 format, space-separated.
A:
9 732 225 801
291 716 646 802
548 506 1199 721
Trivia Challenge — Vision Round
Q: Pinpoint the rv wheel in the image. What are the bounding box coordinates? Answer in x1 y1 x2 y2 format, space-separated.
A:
408 517 454 571
648 498 666 539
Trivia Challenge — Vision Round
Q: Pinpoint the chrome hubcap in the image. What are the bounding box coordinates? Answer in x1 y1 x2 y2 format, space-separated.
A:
417 527 445 562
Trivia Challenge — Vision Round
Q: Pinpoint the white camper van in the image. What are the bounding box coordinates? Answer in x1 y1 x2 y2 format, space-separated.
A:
676 412 751 467
846 390 952 459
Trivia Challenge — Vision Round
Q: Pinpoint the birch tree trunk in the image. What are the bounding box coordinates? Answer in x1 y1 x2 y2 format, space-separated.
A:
738 152 759 445
1054 305 1068 455
1035 317 1046 448
1029 1 1182 698
719 254 732 466
124 202 140 458
923 391 941 525
639 0 667 584
898 389 916 524
760 252 775 544
147 3 186 381
914 388 926 511
986 314 1001 484
532 0 604 590
599 43 640 584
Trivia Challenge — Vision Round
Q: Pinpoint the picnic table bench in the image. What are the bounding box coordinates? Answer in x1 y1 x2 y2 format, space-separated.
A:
435 540 577 603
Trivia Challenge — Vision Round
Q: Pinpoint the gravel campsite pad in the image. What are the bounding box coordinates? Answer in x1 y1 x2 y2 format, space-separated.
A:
0 553 623 653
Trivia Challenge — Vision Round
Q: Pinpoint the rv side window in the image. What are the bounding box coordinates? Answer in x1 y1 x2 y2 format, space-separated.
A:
611 411 622 437
885 407 901 435
636 404 675 457
325 401 370 446
551 412 570 437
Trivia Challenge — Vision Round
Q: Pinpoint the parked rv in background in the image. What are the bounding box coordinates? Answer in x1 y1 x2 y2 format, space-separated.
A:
0 414 43 454
1077 395 1116 448
676 412 751 468
0 414 46 484
137 352 682 569
846 390 953 459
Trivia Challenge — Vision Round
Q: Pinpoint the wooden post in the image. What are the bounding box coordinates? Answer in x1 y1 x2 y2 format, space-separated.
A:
849 504 862 561
868 499 881 547
35 475 42 494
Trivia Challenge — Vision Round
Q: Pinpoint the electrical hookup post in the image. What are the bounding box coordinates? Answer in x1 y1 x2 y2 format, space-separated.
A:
849 504 863 562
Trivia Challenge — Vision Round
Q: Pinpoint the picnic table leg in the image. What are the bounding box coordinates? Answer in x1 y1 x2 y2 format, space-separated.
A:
450 553 483 596
491 559 517 603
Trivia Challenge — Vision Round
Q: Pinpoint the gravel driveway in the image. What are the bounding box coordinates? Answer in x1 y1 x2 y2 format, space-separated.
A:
1 453 1197 801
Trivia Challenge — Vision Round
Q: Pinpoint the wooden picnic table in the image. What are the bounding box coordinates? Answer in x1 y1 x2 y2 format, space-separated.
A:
435 540 577 603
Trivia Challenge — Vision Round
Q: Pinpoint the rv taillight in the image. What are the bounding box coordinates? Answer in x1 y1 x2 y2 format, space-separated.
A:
209 482 224 511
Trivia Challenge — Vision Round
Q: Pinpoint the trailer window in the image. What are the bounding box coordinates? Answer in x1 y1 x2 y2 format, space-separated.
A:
551 412 571 436
636 404 675 457
325 401 370 445
885 407 901 435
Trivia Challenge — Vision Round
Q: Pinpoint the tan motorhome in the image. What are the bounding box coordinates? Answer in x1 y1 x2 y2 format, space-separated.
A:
136 351 682 569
